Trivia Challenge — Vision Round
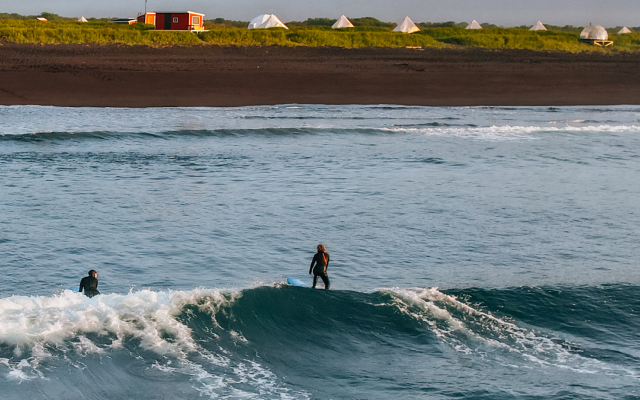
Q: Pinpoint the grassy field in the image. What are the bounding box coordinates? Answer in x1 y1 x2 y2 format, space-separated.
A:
1 19 639 52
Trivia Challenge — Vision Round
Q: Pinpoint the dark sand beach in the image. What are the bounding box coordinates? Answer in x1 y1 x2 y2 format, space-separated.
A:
1 42 639 107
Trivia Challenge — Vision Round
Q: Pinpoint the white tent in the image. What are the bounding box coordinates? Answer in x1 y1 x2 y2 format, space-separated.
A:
530 21 547 31
618 26 632 34
393 16 420 34
78 16 88 22
248 14 288 29
466 20 482 30
580 24 608 40
332 15 354 29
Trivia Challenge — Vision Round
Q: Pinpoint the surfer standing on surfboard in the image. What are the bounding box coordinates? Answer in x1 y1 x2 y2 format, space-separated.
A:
79 270 101 298
309 244 330 290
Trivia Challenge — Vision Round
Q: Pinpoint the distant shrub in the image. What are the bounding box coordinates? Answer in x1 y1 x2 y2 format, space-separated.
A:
205 18 248 29
350 17 395 29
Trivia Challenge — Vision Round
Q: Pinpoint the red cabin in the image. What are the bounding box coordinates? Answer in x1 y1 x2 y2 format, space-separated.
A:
137 12 156 25
145 11 205 31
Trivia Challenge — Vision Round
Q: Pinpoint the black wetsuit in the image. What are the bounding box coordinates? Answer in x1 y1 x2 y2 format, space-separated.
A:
79 276 100 298
310 251 330 289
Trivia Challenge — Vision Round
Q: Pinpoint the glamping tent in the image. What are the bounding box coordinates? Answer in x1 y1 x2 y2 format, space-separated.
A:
393 16 420 33
248 14 288 29
530 21 547 31
465 20 482 30
332 15 354 29
78 16 88 22
618 26 632 34
580 24 608 40
580 24 613 47
36 17 47 22
580 24 612 46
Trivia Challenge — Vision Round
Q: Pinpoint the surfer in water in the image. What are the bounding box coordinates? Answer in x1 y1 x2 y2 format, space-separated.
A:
79 270 100 298
309 244 330 289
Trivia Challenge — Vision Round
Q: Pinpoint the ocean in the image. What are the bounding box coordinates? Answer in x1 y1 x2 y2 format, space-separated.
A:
0 104 639 399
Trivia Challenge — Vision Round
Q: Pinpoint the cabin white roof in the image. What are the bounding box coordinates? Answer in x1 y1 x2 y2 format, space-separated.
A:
580 24 608 40
393 16 420 33
248 14 288 29
332 15 354 29
530 21 547 31
155 11 205 16
466 20 482 30
618 26 632 34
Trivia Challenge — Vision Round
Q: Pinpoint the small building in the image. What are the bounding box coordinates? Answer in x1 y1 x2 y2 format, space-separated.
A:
137 12 157 25
152 11 205 31
36 17 47 22
112 18 137 25
580 24 613 46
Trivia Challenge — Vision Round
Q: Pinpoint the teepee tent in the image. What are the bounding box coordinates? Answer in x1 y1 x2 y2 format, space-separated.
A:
393 16 420 33
618 26 632 34
466 20 482 30
78 16 88 22
332 15 354 29
248 14 288 29
530 21 546 31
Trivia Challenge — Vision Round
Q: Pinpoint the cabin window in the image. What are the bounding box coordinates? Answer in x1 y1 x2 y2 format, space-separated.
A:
173 17 179 23
192 16 200 25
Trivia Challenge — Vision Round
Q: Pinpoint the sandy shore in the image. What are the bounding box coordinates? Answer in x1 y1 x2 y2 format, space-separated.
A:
1 42 639 107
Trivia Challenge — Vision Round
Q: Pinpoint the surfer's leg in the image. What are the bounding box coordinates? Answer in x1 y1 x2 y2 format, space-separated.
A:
320 274 330 290
312 275 318 288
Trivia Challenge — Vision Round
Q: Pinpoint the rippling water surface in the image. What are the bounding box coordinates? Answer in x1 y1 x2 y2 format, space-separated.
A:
1 105 639 399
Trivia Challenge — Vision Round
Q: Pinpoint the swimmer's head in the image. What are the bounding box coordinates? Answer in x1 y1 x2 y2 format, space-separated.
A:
88 270 97 277
317 244 326 253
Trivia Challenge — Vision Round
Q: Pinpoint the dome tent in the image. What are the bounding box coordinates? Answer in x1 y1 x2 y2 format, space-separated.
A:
618 26 632 34
248 14 288 29
332 15 354 29
465 20 482 30
530 21 547 31
580 24 612 46
393 16 420 34
580 24 608 40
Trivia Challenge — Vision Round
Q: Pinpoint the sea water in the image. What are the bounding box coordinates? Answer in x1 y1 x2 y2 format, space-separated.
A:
0 105 639 399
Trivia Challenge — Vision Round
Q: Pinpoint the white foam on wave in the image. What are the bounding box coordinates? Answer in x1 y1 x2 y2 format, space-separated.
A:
381 124 640 140
383 287 636 377
0 288 308 398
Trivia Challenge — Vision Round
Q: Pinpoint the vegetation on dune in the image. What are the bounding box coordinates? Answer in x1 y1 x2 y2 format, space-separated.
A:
198 26 445 48
0 16 639 52
0 20 201 45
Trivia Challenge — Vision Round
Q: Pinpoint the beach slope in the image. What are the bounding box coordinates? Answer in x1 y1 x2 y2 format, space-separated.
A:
1 43 639 107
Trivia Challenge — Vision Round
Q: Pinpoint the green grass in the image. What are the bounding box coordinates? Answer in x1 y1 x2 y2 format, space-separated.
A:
1 19 640 52
198 26 445 48
0 20 201 45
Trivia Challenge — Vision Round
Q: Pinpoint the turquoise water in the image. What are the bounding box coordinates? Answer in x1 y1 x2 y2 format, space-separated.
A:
1 105 639 398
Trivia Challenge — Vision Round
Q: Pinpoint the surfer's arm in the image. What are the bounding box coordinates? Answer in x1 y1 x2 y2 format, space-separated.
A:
309 258 316 274
78 278 84 293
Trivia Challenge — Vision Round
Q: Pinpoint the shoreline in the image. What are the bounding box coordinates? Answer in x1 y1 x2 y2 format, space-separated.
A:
1 43 640 107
